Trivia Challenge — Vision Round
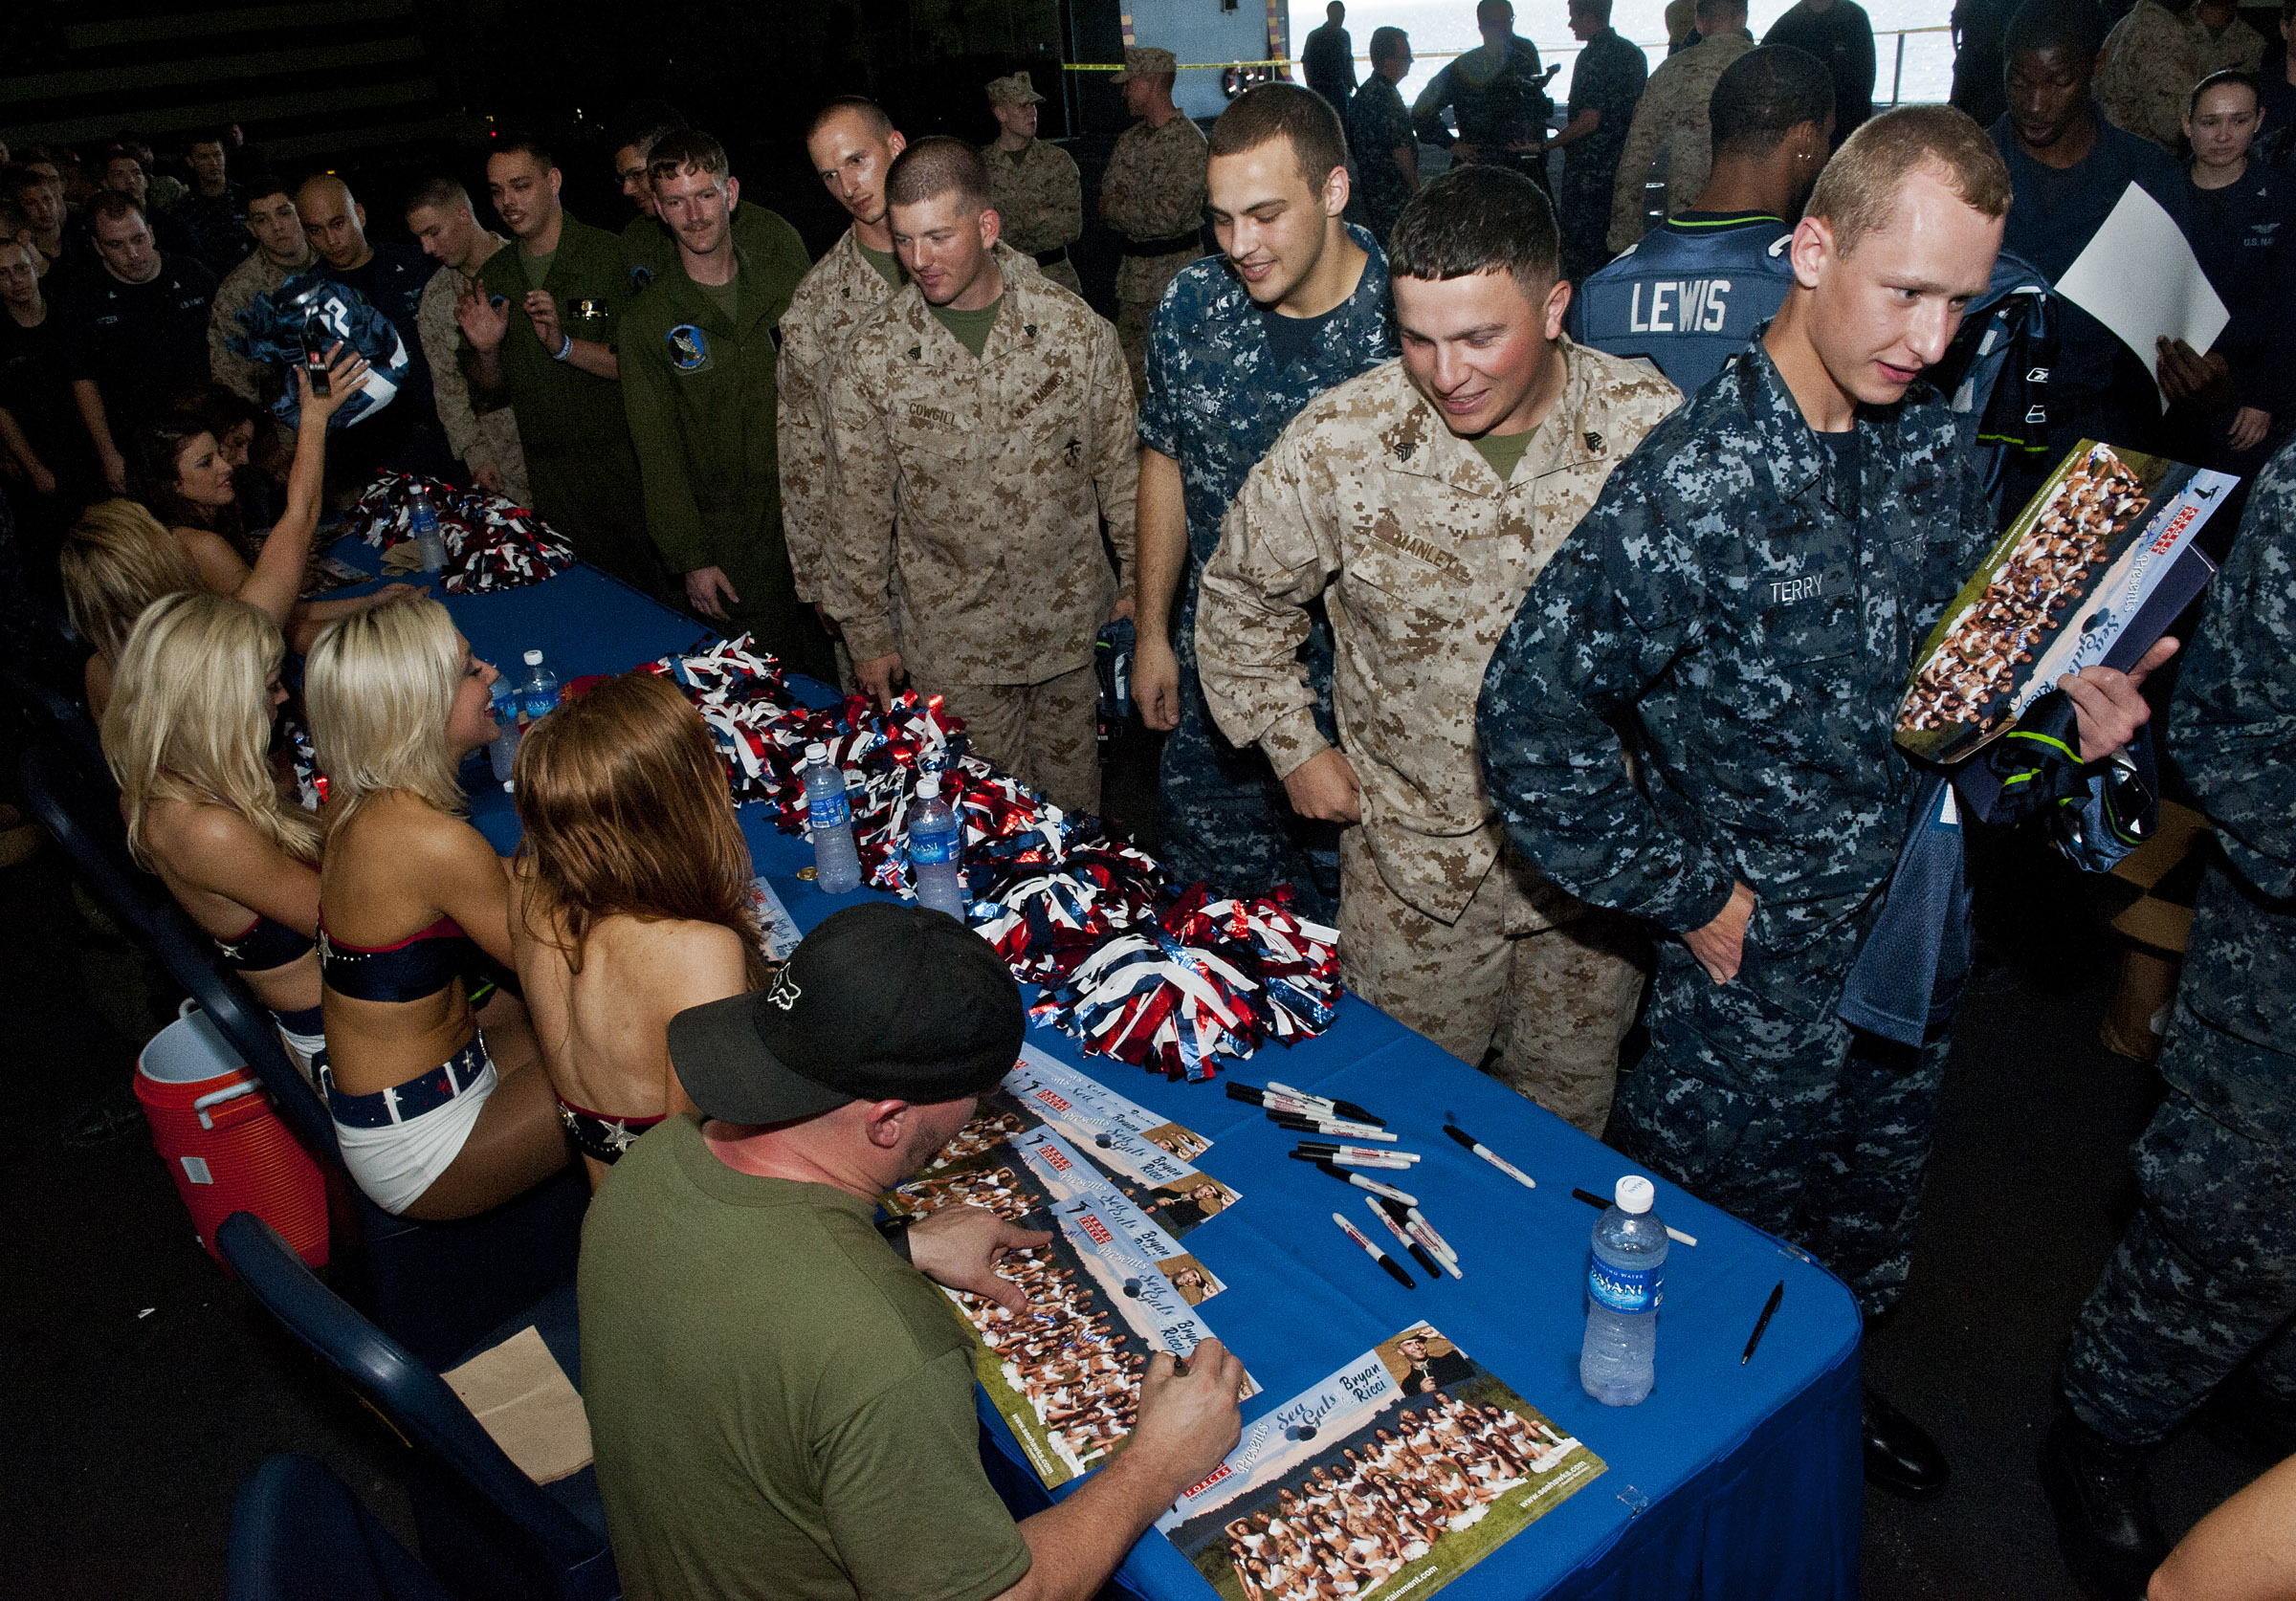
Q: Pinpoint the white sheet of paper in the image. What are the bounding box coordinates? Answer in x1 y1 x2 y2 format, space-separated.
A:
2052 182 2227 411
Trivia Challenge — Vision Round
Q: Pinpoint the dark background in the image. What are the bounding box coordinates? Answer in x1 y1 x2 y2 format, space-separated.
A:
0 1 2278 1595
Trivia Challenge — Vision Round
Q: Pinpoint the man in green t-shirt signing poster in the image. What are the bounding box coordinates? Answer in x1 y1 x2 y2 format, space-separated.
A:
580 902 1246 1601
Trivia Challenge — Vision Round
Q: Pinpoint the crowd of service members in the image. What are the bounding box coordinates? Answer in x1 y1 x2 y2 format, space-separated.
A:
1 7 2294 1597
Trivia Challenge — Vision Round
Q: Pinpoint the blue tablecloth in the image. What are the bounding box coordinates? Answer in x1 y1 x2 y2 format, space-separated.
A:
339 542 1864 1601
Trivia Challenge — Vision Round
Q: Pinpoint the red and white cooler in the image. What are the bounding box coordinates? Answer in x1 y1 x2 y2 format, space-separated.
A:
135 1002 330 1267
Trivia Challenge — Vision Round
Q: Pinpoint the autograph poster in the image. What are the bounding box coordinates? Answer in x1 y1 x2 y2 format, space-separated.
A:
1895 441 2233 763
886 1089 1251 1486
1159 1325 1603 1601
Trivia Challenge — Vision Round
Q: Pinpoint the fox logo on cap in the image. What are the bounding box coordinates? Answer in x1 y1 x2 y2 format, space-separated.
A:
766 968 803 1012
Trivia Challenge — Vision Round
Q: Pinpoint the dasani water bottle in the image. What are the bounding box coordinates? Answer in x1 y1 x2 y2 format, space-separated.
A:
907 774 966 921
409 486 447 572
802 743 863 893
517 649 561 730
1580 1174 1667 1406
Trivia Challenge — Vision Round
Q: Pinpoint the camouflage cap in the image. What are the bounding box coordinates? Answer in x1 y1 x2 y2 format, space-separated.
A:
986 72 1047 106
1113 45 1179 83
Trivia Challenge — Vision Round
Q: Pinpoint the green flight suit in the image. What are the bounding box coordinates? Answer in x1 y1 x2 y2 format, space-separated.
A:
621 235 836 680
620 202 811 325
473 210 656 593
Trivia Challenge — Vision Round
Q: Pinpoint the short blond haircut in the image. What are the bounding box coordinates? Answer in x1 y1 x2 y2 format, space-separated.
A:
104 590 322 870
304 595 469 828
60 498 198 664
1806 104 2011 258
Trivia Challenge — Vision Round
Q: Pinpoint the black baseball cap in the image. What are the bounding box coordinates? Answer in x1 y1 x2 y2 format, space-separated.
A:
669 901 1024 1124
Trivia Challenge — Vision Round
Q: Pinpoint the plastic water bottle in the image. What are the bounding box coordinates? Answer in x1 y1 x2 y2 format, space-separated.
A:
409 487 447 572
487 683 519 785
517 648 561 731
1580 1175 1668 1406
907 774 966 922
802 743 863 893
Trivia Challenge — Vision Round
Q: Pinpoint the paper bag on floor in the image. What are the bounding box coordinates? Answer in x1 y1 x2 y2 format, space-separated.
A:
441 1325 592 1484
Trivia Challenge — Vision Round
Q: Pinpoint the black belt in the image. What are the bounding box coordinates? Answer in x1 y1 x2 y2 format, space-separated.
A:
1120 231 1200 258
1034 246 1071 269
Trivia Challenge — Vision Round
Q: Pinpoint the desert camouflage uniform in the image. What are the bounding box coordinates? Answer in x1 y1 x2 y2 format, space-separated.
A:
1607 31 1755 252
208 247 310 405
1477 337 2009 1311
780 228 902 609
1196 344 1679 1132
414 235 529 507
1104 113 1208 398
984 139 1086 296
824 245 1137 814
2061 441 2296 1445
2097 0 2266 152
1140 225 1396 918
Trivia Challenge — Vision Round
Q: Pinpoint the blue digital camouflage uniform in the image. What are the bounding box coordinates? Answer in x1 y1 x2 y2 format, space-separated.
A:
1138 227 1396 917
1476 335 2051 1315
1347 77 1418 248
1559 29 1650 282
2060 442 2296 1446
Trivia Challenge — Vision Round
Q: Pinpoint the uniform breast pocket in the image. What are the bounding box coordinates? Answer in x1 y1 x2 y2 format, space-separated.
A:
1757 585 1860 668
891 425 973 487
1744 525 1859 669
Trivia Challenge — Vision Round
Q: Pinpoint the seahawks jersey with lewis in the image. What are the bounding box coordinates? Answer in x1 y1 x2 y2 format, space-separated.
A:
1571 211 1797 396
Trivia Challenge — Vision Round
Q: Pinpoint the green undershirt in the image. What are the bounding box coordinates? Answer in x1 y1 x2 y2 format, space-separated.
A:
1473 426 1538 481
930 296 1003 359
695 273 740 323
520 246 556 289
858 241 904 289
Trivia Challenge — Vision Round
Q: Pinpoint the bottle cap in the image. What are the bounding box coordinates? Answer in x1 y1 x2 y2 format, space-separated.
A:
805 741 829 763
523 648 543 667
916 774 942 799
1615 1175 1655 1215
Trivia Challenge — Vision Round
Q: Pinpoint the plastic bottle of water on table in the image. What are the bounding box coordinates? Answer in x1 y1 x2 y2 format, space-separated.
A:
409 486 447 573
487 683 519 786
802 743 863 893
1580 1174 1668 1406
907 774 966 921
517 649 561 731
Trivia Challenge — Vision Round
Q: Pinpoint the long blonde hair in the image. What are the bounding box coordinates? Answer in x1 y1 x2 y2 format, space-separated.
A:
102 590 322 869
304 595 469 829
60 499 200 664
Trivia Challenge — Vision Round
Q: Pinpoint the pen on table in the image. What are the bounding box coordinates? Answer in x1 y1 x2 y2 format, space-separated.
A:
1367 1197 1447 1281
1333 1212 1416 1288
1307 1159 1419 1207
1443 1123 1537 1191
1292 1149 1415 1176
1270 1111 1398 1142
1570 1186 1699 1247
1230 1081 1380 1126
1384 1199 1460 1270
1294 1140 1420 1166
1742 1281 1785 1365
1396 1207 1463 1280
1268 1080 1385 1127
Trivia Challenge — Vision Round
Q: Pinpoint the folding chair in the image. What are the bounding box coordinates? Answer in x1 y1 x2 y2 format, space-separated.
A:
218 1212 617 1601
227 1453 454 1601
